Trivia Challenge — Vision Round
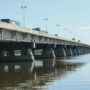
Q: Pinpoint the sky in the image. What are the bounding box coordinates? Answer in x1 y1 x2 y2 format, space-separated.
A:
0 0 90 44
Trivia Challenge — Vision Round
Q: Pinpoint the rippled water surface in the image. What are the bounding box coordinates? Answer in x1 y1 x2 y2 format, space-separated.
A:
0 54 90 90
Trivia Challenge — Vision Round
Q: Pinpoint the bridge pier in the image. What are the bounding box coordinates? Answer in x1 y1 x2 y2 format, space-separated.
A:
86 48 90 53
84 48 87 54
17 48 35 61
72 47 78 56
42 48 56 59
83 48 89 54
65 46 73 57
84 48 90 54
82 47 88 54
76 47 81 55
79 48 84 55
33 49 43 59
24 48 35 61
54 47 66 58
0 48 35 61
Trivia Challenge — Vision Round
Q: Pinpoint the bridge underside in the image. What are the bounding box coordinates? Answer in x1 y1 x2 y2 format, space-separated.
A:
0 22 90 62
0 41 90 62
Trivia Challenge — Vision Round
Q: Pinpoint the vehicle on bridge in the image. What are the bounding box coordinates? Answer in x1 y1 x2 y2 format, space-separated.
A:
0 19 20 26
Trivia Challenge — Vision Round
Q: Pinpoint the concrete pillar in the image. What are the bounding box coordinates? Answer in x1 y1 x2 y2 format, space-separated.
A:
26 48 35 61
82 48 84 54
54 47 66 58
21 49 26 56
63 48 67 57
77 48 81 55
31 42 36 48
86 48 89 53
33 49 43 59
87 48 90 53
86 48 88 54
80 48 83 55
84 48 88 54
69 48 73 56
42 48 56 59
84 48 86 54
0 49 35 61
83 48 85 54
65 48 73 57
21 48 35 61
72 48 77 56
88 48 90 53
78 48 81 55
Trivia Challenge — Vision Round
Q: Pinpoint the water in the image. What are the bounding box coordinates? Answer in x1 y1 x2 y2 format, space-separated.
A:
0 54 90 90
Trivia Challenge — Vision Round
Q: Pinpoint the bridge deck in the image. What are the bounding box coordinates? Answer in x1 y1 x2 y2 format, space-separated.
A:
0 22 75 41
0 21 89 47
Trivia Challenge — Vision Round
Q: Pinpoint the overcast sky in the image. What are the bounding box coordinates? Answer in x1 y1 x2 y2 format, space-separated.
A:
0 0 90 44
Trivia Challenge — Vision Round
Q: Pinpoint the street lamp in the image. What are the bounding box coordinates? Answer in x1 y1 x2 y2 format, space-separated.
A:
44 18 48 33
21 6 27 27
56 24 60 36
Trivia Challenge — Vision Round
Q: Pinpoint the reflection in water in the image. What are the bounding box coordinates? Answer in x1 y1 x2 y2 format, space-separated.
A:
0 62 35 90
43 59 55 69
0 59 84 90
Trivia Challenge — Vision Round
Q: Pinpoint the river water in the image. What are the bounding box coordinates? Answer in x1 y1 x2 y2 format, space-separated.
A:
0 54 90 90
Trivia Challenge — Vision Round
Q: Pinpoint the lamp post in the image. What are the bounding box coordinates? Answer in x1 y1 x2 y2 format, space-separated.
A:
44 18 48 33
56 24 60 36
21 6 26 27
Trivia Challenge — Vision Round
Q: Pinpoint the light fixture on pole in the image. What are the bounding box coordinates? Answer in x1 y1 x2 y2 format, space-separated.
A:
21 6 26 27
44 18 48 33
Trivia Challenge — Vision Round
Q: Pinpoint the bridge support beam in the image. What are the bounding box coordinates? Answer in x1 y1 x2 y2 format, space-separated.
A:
54 47 66 58
79 48 83 55
42 48 56 59
76 48 81 55
86 48 90 53
65 46 73 57
72 48 77 56
83 48 90 54
20 48 35 61
0 48 35 61
32 49 43 59
82 48 89 54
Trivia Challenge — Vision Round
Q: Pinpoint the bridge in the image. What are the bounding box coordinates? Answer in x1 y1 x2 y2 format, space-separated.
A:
0 21 90 61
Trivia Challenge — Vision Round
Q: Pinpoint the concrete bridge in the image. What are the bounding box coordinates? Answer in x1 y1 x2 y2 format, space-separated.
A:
0 21 90 61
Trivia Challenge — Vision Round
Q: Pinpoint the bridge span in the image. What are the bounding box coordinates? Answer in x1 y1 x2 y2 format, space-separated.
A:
0 21 90 61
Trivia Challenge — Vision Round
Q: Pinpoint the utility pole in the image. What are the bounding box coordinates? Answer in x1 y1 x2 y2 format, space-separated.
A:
44 18 48 33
